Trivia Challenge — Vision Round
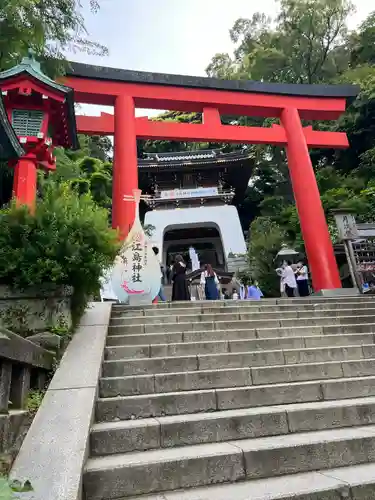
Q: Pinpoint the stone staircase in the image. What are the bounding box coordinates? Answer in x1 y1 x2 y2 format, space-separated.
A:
83 296 375 499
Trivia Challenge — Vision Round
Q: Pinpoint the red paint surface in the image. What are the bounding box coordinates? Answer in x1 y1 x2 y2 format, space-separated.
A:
281 107 342 291
13 157 37 211
112 95 138 239
76 113 349 149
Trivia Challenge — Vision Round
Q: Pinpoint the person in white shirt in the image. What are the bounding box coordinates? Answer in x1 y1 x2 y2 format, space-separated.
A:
295 260 310 297
200 264 220 300
281 261 297 297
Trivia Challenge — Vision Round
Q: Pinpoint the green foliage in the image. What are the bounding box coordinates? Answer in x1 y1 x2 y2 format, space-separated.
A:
0 181 119 324
248 217 287 297
207 0 353 84
0 477 32 499
27 390 45 416
0 0 107 74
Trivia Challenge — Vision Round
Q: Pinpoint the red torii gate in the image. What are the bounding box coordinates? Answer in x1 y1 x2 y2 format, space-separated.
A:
62 62 359 292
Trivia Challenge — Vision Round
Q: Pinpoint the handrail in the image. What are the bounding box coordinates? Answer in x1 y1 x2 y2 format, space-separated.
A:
0 327 54 413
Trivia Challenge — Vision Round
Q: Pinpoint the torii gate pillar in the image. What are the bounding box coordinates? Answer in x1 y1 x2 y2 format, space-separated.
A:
112 95 138 239
281 107 341 290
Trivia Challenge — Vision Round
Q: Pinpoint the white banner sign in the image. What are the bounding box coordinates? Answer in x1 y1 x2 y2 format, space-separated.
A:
160 187 218 200
110 190 161 304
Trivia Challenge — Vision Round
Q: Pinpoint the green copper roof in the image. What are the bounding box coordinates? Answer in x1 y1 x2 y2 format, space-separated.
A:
0 93 24 160
0 50 79 150
0 49 71 95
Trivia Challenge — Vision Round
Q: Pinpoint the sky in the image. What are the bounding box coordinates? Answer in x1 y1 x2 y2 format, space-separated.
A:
74 0 375 116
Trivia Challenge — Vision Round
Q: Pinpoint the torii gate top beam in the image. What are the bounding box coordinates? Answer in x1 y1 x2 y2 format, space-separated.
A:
62 61 359 121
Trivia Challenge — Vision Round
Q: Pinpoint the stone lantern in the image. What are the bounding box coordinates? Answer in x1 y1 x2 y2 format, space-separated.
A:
0 50 79 208
275 244 300 265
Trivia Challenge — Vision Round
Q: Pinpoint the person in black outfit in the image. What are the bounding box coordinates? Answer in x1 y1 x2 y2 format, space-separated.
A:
172 254 191 301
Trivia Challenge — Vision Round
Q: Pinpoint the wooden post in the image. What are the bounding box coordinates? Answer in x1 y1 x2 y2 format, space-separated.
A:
0 362 12 413
10 365 31 409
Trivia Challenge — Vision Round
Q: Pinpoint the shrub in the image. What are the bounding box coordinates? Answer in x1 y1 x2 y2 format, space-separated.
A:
0 181 119 324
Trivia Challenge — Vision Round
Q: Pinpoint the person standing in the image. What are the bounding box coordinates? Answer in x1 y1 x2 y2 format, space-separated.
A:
282 261 297 298
247 280 264 300
152 246 166 302
172 255 191 301
296 260 310 297
200 264 220 300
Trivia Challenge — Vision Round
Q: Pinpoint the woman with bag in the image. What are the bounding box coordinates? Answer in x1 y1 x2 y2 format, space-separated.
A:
200 264 220 300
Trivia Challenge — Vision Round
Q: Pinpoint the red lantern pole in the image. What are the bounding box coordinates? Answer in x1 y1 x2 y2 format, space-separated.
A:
12 156 37 210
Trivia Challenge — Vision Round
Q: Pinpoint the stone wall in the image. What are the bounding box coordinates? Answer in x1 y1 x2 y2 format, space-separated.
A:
0 286 72 335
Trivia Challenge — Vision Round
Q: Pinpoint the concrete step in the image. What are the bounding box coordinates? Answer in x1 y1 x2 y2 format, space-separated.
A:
109 307 375 326
110 299 375 318
83 425 375 499
90 397 375 456
100 356 375 395
108 310 375 335
107 316 375 335
110 296 375 313
104 333 375 357
105 342 374 364
102 346 375 375
105 323 375 345
122 462 375 500
95 375 375 421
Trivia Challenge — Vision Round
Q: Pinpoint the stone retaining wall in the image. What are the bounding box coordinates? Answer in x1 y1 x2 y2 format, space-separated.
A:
0 285 72 335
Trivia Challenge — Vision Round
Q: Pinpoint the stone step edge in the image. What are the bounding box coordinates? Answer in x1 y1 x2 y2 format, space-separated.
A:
111 306 375 322
91 395 375 433
111 299 375 313
103 345 375 365
109 314 375 329
106 323 375 337
111 296 374 310
85 424 375 473
122 462 375 500
97 374 375 403
107 320 375 336
104 333 375 354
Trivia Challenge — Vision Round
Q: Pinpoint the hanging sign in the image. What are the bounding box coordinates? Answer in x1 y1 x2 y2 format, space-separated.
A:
160 187 218 200
334 213 359 240
110 189 161 304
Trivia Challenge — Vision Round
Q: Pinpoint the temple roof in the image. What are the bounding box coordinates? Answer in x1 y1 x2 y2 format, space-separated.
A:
138 149 252 169
0 50 79 150
67 62 359 101
0 93 24 161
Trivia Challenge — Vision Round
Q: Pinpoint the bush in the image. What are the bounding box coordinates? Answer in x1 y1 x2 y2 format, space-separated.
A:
0 182 119 324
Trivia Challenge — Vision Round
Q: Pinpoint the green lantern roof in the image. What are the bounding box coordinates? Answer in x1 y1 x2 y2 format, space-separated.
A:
0 93 24 160
0 49 72 95
0 49 79 150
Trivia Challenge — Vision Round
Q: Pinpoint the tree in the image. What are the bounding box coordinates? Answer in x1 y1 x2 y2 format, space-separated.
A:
248 217 287 296
207 0 354 84
0 0 107 73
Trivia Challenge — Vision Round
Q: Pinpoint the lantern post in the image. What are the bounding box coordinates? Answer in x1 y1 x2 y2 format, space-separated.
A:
0 49 79 209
